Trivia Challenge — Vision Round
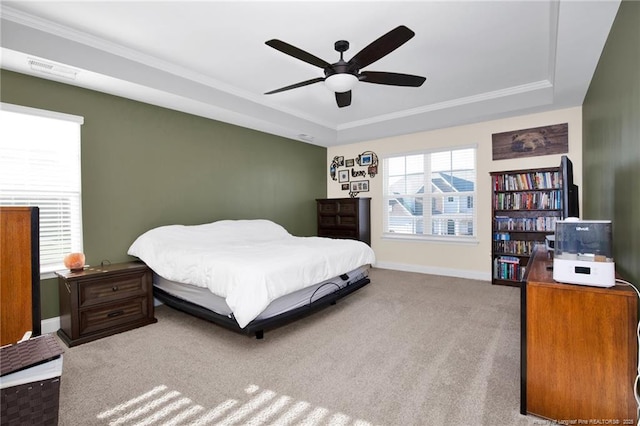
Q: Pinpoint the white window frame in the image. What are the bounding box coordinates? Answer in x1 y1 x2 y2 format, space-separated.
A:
382 145 477 244
0 102 84 278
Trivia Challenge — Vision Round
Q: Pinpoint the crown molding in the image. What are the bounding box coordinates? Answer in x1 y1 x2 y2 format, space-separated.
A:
338 80 554 131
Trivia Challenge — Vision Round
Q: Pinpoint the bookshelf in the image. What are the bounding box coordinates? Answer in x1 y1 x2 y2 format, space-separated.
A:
490 166 562 286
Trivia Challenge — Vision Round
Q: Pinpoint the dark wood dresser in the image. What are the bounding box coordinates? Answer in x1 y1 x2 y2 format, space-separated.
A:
56 261 156 347
521 245 637 423
316 198 371 245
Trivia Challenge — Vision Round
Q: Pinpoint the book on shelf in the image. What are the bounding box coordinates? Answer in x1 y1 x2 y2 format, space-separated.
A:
497 255 520 264
492 171 560 191
493 190 561 210
493 239 538 256
493 256 527 281
494 215 559 231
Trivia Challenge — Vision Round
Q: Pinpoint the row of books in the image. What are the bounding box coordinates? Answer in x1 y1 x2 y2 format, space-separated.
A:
493 171 560 191
494 215 559 232
492 239 538 256
494 190 562 210
493 256 526 281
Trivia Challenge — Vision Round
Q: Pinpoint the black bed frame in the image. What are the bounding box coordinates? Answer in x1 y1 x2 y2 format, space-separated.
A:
153 276 371 339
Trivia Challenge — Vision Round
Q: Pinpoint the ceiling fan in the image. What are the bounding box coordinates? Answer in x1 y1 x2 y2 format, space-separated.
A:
264 25 426 108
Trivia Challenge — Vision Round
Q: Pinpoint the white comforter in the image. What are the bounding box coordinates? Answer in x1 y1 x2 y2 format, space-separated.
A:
127 219 375 328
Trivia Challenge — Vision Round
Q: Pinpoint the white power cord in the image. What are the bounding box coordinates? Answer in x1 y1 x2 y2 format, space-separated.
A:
616 278 640 426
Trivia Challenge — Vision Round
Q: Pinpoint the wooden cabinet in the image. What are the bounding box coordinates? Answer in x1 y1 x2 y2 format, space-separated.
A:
56 262 156 347
490 167 562 286
317 198 371 245
521 245 637 423
0 206 40 346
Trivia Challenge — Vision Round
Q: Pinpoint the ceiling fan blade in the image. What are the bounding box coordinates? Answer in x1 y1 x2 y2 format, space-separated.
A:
265 77 325 95
266 39 331 69
360 71 426 87
349 25 415 70
335 91 352 108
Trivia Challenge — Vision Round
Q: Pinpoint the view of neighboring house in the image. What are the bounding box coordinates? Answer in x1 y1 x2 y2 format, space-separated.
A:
387 171 474 236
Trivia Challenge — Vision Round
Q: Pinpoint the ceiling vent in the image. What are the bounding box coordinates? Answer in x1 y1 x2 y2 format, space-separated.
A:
297 134 315 143
28 58 78 80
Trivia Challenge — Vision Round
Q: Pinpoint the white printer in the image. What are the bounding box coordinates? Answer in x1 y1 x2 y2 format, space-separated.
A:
552 218 615 288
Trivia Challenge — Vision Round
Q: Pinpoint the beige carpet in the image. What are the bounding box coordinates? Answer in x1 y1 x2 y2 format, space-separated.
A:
56 268 541 425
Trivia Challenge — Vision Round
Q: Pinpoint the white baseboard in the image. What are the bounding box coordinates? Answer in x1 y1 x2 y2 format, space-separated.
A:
374 261 491 282
41 316 61 335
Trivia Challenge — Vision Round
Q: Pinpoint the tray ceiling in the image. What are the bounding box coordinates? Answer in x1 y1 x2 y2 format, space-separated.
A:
0 1 620 147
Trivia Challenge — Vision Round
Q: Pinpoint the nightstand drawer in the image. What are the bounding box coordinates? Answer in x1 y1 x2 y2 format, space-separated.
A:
79 273 146 307
80 297 149 336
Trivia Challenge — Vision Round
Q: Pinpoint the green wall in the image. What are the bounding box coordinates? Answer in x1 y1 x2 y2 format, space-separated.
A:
1 70 327 319
582 0 639 284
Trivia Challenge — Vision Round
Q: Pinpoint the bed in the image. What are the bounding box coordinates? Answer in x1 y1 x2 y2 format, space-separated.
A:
127 219 375 338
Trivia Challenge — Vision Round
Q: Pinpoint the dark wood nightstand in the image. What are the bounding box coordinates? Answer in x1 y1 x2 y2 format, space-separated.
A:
56 261 157 347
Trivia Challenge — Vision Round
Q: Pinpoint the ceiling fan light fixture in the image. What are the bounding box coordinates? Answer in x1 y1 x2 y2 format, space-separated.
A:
325 73 358 93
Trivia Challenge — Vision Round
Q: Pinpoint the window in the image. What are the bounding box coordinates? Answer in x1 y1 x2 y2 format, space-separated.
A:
0 103 84 275
383 146 476 241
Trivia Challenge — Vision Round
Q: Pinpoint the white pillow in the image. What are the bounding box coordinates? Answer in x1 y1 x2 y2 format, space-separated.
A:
198 219 291 242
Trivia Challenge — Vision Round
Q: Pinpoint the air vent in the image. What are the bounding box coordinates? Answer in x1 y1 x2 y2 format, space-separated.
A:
298 134 315 143
28 58 78 80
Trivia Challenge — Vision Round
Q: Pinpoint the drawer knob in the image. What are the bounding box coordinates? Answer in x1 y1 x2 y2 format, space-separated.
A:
107 310 124 318
112 286 119 292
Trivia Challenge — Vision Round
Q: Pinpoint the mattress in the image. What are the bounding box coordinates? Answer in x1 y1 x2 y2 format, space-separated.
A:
153 265 369 322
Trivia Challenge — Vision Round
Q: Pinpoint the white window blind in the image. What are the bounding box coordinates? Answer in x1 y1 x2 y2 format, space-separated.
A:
383 146 477 241
0 103 84 274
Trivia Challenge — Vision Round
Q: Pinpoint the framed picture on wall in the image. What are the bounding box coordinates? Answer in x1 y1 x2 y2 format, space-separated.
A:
338 170 349 183
360 153 373 166
341 183 349 190
350 180 369 192
492 123 568 160
345 159 355 167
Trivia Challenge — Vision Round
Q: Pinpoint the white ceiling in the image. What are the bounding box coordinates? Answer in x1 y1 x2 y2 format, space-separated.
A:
0 1 620 147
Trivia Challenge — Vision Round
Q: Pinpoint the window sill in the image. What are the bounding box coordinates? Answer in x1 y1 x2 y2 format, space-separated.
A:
41 271 60 280
382 233 479 245
41 264 66 280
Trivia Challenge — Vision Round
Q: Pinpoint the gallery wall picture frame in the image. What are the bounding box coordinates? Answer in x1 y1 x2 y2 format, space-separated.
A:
345 159 355 167
350 180 369 193
492 123 568 160
341 183 349 190
359 153 373 166
338 170 349 183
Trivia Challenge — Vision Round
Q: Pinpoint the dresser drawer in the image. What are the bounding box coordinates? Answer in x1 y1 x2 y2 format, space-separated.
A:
79 272 147 308
318 229 358 239
319 215 358 228
318 200 357 215
318 202 339 215
79 297 149 336
336 202 357 215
